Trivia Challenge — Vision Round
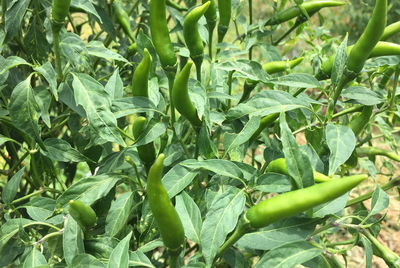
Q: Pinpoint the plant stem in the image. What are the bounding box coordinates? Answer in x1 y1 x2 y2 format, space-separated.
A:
227 71 234 109
216 220 252 258
168 250 181 268
12 189 45 204
52 29 63 83
346 176 400 207
166 70 177 126
332 105 363 119
248 0 253 60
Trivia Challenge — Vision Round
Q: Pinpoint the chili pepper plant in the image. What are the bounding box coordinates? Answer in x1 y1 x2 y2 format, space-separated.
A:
1 0 400 267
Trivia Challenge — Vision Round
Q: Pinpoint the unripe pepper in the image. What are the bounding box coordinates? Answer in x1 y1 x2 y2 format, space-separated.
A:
113 1 136 42
319 42 400 79
183 2 210 71
348 106 373 137
132 48 152 97
346 0 387 74
265 0 346 26
171 61 202 128
266 158 332 183
132 117 156 170
203 0 217 56
240 57 304 103
381 21 400 41
147 154 185 251
69 200 97 229
149 0 177 71
245 174 367 228
356 147 400 162
217 0 231 43
51 0 72 32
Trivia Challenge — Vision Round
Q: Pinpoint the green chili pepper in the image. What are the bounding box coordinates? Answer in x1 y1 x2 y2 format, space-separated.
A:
319 42 400 79
380 21 400 41
132 117 156 169
183 2 211 72
348 106 373 137
51 0 72 31
240 57 304 103
246 174 367 228
364 230 400 268
266 158 332 183
69 200 97 229
346 0 387 75
147 154 185 251
30 153 44 188
217 173 368 256
171 61 202 128
203 0 217 56
356 147 400 162
149 0 177 71
132 48 152 97
113 1 135 42
248 113 279 142
265 0 346 26
217 0 231 43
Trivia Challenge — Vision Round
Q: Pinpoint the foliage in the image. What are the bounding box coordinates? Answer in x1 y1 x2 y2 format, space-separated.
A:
0 0 400 267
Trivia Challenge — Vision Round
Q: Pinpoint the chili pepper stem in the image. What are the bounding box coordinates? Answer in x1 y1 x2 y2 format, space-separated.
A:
166 70 177 125
52 28 63 83
193 59 202 82
168 250 181 268
216 219 252 258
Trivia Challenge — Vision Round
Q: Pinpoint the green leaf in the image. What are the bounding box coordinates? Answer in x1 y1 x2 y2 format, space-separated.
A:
63 216 85 266
105 68 124 99
325 124 356 175
360 235 373 268
107 232 132 268
181 159 244 179
342 86 383 105
43 138 92 163
71 73 125 146
5 0 32 40
0 134 18 146
279 112 314 188
112 97 160 119
175 191 202 244
133 122 167 147
34 62 58 100
237 218 318 250
9 75 43 147
368 187 389 219
0 56 31 75
254 241 323 268
105 192 135 237
23 247 48 268
270 73 321 88
331 35 348 86
200 187 246 266
72 0 102 22
129 250 154 267
2 167 25 203
57 174 120 207
224 116 260 157
70 254 106 268
227 90 307 119
22 197 55 222
162 162 198 198
87 41 128 63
